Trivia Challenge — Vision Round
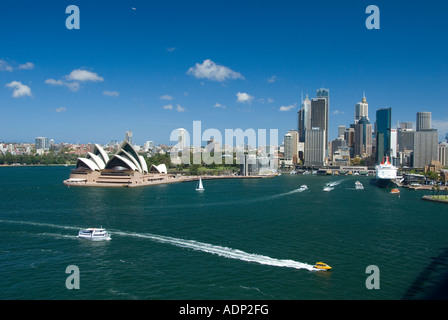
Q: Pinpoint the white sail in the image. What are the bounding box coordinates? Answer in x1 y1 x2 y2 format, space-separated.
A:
196 177 204 191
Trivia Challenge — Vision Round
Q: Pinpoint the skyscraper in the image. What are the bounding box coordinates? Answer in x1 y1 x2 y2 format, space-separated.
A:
178 128 186 150
414 111 438 168
355 92 369 123
297 94 311 142
304 129 326 166
416 112 431 131
375 107 392 162
125 131 133 145
315 88 330 151
354 116 373 157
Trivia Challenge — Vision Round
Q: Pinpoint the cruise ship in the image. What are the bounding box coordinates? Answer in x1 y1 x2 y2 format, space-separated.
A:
375 156 397 188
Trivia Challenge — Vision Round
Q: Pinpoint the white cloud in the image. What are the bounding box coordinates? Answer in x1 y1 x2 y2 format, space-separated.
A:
236 92 253 104
163 104 173 110
1 59 34 71
103 90 119 97
45 68 103 92
332 110 345 115
45 78 80 92
18 62 34 70
267 75 277 83
176 104 185 112
55 107 67 113
214 103 227 109
166 47 178 52
187 59 244 82
160 94 173 100
5 81 32 98
0 59 13 72
66 69 104 82
279 104 295 112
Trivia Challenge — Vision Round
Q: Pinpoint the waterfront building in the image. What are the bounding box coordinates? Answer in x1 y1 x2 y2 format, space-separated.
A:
64 140 174 187
355 92 369 124
413 129 438 168
35 137 50 150
375 107 392 163
304 128 325 166
416 112 432 131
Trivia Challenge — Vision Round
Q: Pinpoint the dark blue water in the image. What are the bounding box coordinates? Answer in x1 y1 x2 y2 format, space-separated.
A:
1 166 447 299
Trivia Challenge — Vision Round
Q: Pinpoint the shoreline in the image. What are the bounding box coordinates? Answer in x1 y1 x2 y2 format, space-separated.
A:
63 174 273 188
422 195 448 204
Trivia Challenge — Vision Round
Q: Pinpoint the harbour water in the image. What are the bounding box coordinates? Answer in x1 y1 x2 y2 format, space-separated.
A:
1 166 447 300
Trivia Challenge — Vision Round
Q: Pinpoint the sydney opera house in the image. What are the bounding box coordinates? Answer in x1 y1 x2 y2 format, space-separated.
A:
63 140 176 187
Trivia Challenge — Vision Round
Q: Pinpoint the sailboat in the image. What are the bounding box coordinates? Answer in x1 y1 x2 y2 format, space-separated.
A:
196 176 204 191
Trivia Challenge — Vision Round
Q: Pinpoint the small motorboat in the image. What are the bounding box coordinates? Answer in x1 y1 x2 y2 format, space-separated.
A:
355 181 364 190
390 188 400 194
299 185 308 191
78 228 111 241
313 262 332 270
323 186 334 192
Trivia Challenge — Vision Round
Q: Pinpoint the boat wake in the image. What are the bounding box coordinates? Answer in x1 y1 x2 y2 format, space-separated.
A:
113 230 317 271
325 180 344 187
0 219 317 272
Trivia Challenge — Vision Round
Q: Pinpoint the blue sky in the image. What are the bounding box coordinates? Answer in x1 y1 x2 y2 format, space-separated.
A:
1 0 447 145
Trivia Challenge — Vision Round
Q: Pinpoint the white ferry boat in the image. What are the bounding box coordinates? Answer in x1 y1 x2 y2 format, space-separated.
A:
299 185 308 191
323 186 334 192
78 228 111 241
375 156 397 188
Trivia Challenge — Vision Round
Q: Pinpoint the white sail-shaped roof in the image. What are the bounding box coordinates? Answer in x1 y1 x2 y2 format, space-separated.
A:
108 154 139 171
87 152 106 170
150 164 167 174
77 157 100 171
117 149 142 173
138 155 148 173
94 144 110 164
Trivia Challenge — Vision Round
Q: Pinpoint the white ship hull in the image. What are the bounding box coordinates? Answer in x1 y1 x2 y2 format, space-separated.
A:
375 157 397 188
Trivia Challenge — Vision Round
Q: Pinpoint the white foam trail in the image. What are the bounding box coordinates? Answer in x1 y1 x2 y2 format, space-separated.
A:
0 219 317 271
112 230 317 271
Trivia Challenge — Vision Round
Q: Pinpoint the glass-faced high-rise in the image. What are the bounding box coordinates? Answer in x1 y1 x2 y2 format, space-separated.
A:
375 107 391 163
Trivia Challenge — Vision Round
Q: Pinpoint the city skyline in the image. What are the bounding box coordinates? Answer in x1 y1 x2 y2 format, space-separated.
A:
1 1 448 145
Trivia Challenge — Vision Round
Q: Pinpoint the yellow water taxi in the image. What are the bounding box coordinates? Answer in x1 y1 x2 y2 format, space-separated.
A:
314 262 332 270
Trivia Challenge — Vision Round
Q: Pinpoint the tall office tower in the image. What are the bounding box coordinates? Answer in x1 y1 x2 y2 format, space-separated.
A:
297 94 311 142
439 143 448 167
125 131 133 145
178 128 186 150
355 92 369 123
35 137 50 150
304 129 326 166
354 116 373 157
413 130 438 168
375 107 392 162
338 125 346 139
287 130 299 164
310 97 328 149
416 112 431 131
316 88 329 151
400 122 413 130
283 133 293 162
